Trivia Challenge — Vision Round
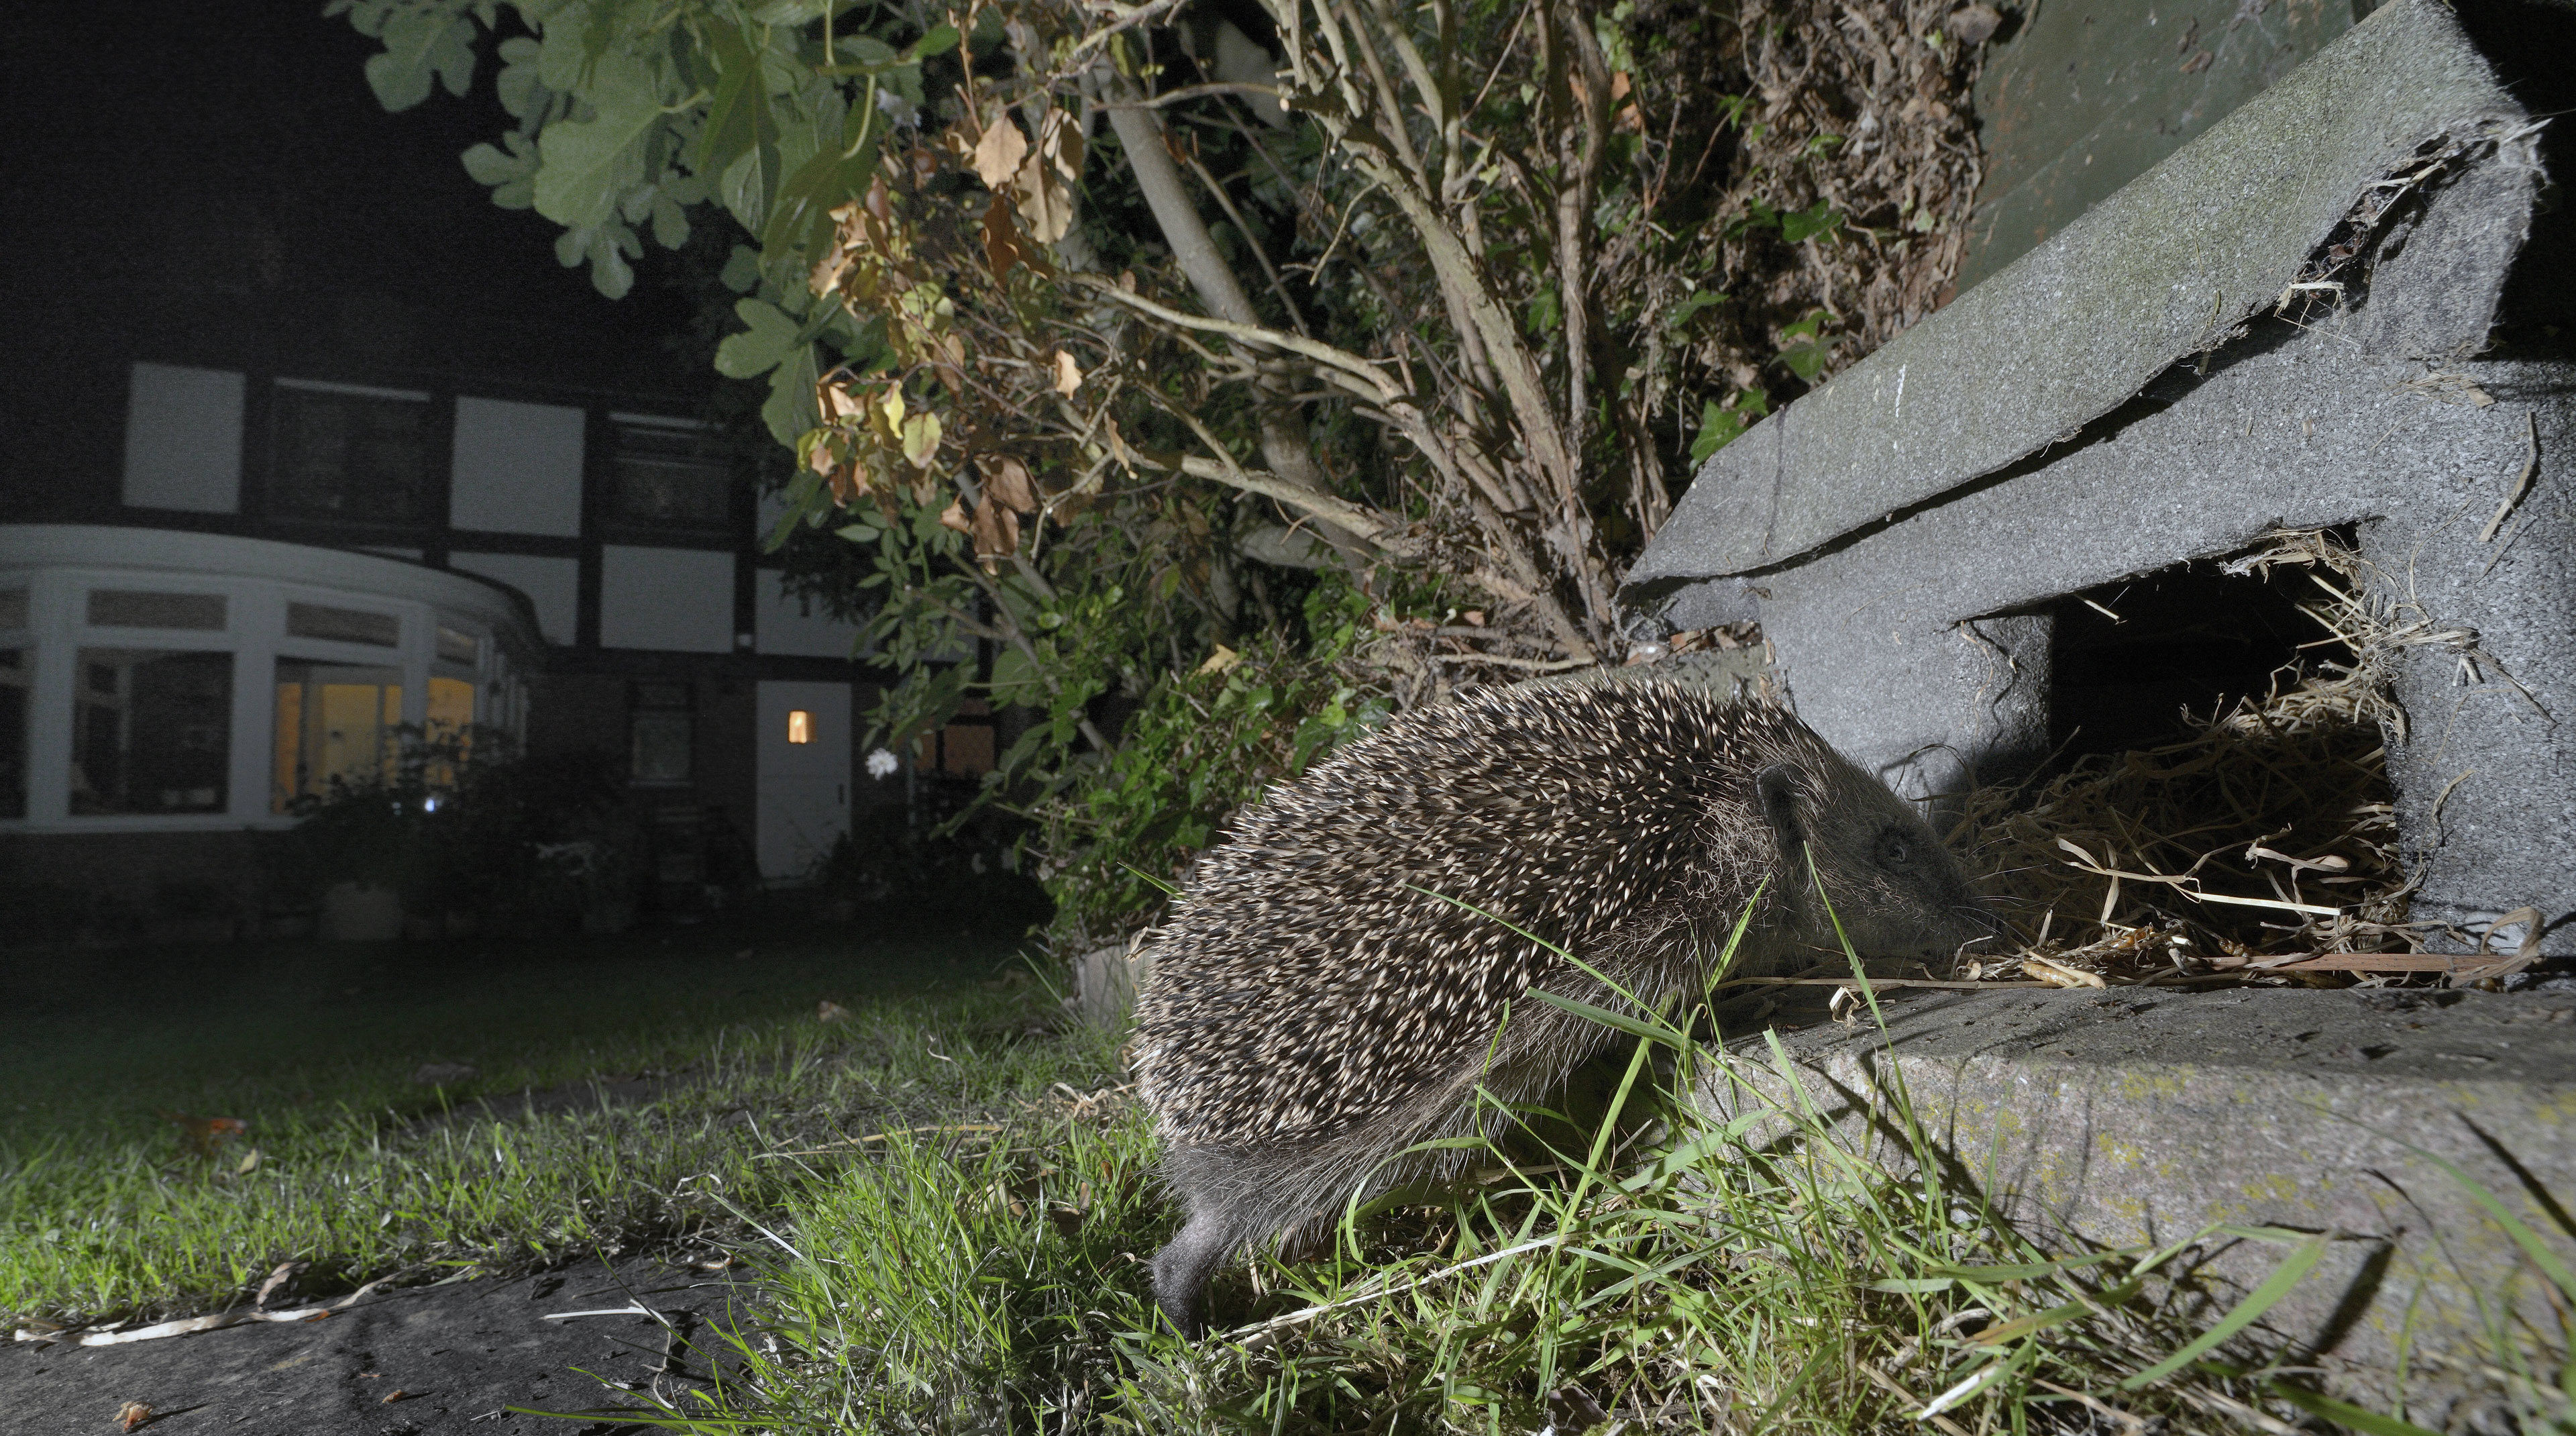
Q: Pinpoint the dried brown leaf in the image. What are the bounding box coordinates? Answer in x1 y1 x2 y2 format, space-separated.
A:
971 116 1028 191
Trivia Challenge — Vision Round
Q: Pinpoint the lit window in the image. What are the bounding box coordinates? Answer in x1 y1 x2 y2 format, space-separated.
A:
787 709 813 745
425 675 476 790
910 697 997 776
271 659 401 811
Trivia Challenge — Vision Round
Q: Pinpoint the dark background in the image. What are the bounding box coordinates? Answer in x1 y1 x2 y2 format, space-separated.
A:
1 3 710 521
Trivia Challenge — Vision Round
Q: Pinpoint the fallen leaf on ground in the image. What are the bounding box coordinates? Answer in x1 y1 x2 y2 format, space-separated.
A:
818 1000 851 1022
116 1402 154 1432
411 1062 477 1087
255 1262 306 1309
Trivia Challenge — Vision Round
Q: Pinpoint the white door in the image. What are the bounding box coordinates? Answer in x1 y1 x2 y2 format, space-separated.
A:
757 680 851 881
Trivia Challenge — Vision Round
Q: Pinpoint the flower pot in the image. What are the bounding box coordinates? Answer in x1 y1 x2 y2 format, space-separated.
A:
319 882 404 943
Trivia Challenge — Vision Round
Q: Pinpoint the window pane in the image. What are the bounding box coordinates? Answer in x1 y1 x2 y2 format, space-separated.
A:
88 589 226 631
286 601 400 647
610 418 733 529
270 385 430 521
72 648 233 815
0 590 26 631
938 722 996 775
435 625 479 664
271 659 400 811
0 649 25 819
427 675 474 735
631 711 693 784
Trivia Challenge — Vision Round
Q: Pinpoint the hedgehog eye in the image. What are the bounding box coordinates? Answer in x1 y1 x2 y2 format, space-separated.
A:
1874 829 1914 869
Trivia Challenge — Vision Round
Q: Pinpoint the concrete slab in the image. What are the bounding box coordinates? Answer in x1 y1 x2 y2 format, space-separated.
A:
1705 985 2576 1415
1627 0 2538 589
1957 0 2355 296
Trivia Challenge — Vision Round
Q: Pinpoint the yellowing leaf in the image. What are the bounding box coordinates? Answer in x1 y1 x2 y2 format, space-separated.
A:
1197 645 1241 676
900 411 942 469
1051 350 1083 396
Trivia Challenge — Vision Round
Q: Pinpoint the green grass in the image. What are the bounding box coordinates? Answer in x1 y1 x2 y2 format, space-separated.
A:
576 941 2576 1435
10 921 2570 1433
0 921 1116 1324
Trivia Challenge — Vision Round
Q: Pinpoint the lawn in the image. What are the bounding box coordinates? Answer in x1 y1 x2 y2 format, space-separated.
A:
7 922 2566 1433
0 913 1119 1326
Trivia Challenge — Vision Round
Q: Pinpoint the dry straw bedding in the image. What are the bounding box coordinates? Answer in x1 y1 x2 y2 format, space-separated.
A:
1949 529 2536 991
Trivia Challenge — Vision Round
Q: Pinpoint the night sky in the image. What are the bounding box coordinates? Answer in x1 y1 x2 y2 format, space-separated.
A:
2 3 712 513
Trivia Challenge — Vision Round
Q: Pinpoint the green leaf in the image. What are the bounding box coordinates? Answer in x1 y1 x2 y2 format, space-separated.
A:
650 191 690 250
1688 387 1768 464
1666 289 1723 331
719 244 764 294
761 111 881 260
461 133 539 209
553 223 640 299
364 9 477 111
714 299 801 378
987 645 1039 699
1780 199 1841 242
761 344 820 447
2121 1229 2330 1390
533 54 663 232
908 22 960 58
494 36 547 120
697 23 781 229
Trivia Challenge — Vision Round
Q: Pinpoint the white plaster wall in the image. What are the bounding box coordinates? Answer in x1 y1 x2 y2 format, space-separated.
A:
755 569 869 658
600 545 736 653
449 397 585 537
448 552 580 646
121 363 244 514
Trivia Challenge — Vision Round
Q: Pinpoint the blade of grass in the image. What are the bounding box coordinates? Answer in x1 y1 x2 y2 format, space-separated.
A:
2120 1229 2331 1389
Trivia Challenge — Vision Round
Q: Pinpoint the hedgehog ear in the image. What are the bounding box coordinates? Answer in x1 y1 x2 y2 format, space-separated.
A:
1755 763 1806 852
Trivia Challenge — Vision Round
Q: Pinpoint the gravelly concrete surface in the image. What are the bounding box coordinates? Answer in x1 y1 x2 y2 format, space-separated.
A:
0 1261 751 1436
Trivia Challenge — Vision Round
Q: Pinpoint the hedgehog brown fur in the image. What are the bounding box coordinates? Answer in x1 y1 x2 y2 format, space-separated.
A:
1132 681 1986 1334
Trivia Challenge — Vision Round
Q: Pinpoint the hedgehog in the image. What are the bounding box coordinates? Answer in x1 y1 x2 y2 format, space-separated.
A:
1130 680 1987 1334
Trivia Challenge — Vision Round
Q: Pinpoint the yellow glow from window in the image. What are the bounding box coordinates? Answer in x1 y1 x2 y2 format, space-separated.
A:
787 709 813 745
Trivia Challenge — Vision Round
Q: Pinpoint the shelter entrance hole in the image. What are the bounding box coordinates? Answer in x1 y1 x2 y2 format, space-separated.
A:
2045 534 2361 766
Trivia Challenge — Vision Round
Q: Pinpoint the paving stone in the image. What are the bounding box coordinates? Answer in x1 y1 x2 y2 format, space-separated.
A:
1706 985 2576 1413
